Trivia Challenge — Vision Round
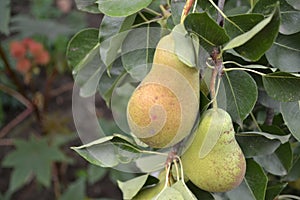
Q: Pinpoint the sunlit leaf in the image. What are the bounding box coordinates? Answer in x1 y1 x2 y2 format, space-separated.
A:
172 181 197 200
96 0 152 17
280 101 300 141
262 72 300 102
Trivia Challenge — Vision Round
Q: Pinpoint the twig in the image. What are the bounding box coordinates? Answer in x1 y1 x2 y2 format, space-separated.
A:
49 82 74 97
181 0 195 23
210 48 223 109
217 0 226 26
0 43 26 96
0 138 14 146
265 108 274 125
0 107 33 138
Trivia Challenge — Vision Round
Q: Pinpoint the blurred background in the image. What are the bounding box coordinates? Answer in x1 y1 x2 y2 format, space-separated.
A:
0 0 129 199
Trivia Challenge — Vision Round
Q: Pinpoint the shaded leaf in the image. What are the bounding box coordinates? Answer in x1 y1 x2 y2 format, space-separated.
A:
10 15 73 42
99 15 136 69
0 0 10 35
280 11 300 35
224 5 280 61
171 0 185 25
225 14 264 39
74 0 101 13
226 159 267 200
59 178 86 200
87 164 107 184
97 0 152 17
121 26 161 80
265 33 300 72
265 182 288 200
2 136 67 192
284 155 300 181
286 0 300 10
66 28 99 72
186 181 215 200
184 13 229 52
219 70 258 125
254 143 292 176
236 131 290 158
262 72 300 102
280 101 300 141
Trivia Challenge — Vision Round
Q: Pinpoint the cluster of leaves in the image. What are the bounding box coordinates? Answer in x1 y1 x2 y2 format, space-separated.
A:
65 0 300 199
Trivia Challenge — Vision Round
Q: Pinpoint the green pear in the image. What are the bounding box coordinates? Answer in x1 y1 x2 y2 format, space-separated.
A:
127 33 199 148
181 108 246 192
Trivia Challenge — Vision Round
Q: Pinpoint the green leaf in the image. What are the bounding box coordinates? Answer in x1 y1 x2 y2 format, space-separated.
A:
280 11 300 35
226 159 268 200
156 187 184 200
99 15 136 69
66 28 99 72
186 181 215 200
280 101 300 141
254 143 292 176
262 72 300 102
97 0 152 17
265 182 288 200
2 136 67 192
225 14 264 39
74 0 101 14
87 164 107 184
59 178 86 200
172 24 198 68
236 131 290 158
121 26 161 80
184 13 230 52
284 155 300 181
172 181 197 200
10 15 73 42
265 33 300 72
223 5 280 61
286 0 300 10
171 0 185 25
0 0 10 35
118 174 150 200
218 70 258 125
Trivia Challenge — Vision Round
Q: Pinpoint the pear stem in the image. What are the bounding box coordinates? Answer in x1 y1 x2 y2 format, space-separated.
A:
180 0 195 24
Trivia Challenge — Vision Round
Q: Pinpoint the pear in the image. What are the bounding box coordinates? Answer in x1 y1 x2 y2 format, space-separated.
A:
181 108 246 192
127 33 199 148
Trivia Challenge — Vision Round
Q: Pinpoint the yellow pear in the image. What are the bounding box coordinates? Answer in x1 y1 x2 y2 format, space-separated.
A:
181 108 246 192
127 33 199 148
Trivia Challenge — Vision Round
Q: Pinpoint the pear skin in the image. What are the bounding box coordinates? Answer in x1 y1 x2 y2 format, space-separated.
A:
181 108 246 192
127 34 199 148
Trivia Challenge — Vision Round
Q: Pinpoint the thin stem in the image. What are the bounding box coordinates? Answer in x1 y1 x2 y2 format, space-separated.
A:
277 195 300 200
210 48 223 109
181 0 195 23
208 0 244 32
143 7 162 17
217 0 226 26
223 67 266 76
138 12 148 22
192 0 198 13
131 18 163 28
250 112 262 132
